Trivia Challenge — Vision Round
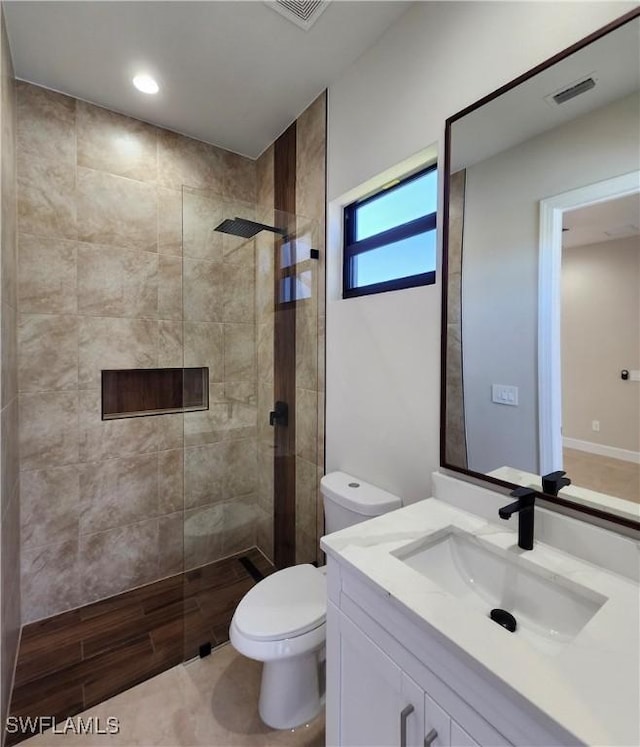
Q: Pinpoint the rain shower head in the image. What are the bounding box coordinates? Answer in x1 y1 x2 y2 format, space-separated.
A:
214 217 287 239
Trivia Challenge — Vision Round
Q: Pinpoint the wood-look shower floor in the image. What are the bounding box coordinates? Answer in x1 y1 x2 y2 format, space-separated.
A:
7 548 275 745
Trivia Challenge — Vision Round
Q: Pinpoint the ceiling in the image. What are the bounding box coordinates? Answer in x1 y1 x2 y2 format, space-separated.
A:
563 193 640 249
4 1 411 158
451 15 640 172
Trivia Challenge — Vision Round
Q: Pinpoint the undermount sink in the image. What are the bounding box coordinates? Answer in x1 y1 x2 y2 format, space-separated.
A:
393 527 607 655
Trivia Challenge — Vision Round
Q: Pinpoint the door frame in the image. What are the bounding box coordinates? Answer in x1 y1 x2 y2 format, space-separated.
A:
538 170 640 474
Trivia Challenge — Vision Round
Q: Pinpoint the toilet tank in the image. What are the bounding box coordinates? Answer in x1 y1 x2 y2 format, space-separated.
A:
320 471 402 534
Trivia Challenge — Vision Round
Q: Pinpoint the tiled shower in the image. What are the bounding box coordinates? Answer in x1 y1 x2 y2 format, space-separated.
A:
1 56 326 736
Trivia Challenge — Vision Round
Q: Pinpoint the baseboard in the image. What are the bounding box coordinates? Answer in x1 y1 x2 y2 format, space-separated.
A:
563 437 640 465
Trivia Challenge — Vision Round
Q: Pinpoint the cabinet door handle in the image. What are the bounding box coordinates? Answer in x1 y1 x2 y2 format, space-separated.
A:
400 704 414 747
424 727 438 747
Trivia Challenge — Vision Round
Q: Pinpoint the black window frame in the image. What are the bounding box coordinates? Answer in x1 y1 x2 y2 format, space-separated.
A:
343 164 437 299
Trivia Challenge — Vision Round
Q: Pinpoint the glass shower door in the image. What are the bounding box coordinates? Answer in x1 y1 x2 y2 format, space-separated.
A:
180 187 321 660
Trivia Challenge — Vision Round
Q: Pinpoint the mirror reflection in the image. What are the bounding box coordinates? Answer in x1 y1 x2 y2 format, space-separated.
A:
444 15 640 524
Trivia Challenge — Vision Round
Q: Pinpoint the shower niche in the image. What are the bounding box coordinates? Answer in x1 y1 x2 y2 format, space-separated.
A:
101 367 209 420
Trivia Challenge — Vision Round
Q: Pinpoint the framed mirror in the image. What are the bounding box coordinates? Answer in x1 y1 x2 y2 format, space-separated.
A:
441 8 640 531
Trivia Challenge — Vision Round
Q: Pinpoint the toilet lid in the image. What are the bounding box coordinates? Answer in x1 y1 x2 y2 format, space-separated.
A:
233 564 326 641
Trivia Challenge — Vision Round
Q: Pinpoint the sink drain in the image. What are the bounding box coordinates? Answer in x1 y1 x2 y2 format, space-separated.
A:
490 608 517 632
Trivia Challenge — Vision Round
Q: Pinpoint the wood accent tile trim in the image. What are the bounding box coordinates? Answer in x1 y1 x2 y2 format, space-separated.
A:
273 122 297 569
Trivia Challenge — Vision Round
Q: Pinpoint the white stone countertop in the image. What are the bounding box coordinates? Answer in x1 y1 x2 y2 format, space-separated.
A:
321 497 640 747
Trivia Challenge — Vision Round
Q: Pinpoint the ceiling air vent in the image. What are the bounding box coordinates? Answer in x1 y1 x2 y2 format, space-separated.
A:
551 76 596 105
265 1 331 31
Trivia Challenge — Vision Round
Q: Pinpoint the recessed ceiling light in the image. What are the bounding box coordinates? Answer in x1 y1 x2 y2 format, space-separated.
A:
133 74 159 95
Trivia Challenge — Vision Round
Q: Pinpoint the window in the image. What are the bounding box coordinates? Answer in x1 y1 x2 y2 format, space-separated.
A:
343 165 437 298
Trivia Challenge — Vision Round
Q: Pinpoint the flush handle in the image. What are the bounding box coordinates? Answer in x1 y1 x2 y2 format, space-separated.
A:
400 704 414 747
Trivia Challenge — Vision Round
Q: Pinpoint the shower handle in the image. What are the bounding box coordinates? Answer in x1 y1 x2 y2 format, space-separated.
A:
269 401 289 427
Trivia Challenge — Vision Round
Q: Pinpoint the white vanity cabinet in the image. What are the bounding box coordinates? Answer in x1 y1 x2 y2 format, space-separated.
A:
324 555 561 747
335 606 480 747
339 611 453 747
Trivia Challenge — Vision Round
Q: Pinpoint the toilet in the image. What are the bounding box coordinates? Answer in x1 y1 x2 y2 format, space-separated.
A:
230 471 402 729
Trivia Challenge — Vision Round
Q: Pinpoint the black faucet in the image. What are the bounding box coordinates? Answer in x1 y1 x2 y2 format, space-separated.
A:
541 470 571 496
499 487 536 551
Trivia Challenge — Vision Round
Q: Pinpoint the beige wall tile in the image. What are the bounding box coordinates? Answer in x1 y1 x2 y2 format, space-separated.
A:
221 200 256 264
296 457 320 565
256 509 273 562
155 413 184 452
223 264 254 323
20 391 79 471
256 144 274 208
18 234 77 314
77 167 157 252
295 306 318 391
184 403 255 447
224 380 256 406
79 453 158 534
78 316 158 388
1 398 20 509
158 449 184 514
78 389 158 463
223 438 257 499
158 513 183 577
17 81 76 165
182 188 223 262
257 320 274 384
77 244 158 319
184 443 225 508
158 130 222 192
224 323 255 381
157 255 183 321
184 438 256 508
296 92 326 224
255 234 275 322
21 539 80 622
296 387 318 464
1 302 17 407
221 151 256 203
20 466 80 550
1 91 17 310
18 153 77 239
223 235 254 266
183 259 222 322
77 101 158 182
80 519 160 603
158 321 183 367
184 321 223 382
184 504 223 569
157 187 182 256
18 313 78 392
1 487 20 716
221 494 257 557
257 379 275 444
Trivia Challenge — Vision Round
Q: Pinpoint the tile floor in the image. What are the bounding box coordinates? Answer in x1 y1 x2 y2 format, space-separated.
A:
563 448 640 504
9 549 275 745
18 643 325 747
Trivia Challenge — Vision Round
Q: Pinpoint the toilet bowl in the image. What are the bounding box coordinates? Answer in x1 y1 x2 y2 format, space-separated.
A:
230 563 326 730
230 471 402 730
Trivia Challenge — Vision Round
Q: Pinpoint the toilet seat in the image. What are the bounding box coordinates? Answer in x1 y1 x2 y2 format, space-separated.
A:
233 564 326 642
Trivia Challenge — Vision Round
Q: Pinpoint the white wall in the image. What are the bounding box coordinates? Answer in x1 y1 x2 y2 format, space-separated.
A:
461 93 639 475
325 1 636 502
